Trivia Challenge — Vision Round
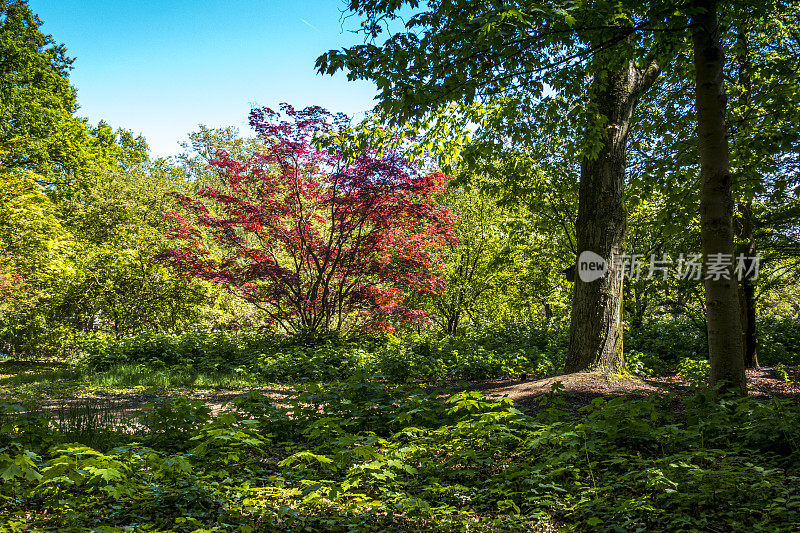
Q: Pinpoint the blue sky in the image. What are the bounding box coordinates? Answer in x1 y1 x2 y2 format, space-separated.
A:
29 0 379 157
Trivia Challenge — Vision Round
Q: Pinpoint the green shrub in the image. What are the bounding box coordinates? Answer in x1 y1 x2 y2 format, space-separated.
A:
626 350 671 376
136 397 211 450
626 317 800 370
758 317 800 365
77 317 800 387
80 325 567 383
677 357 711 385
625 318 707 368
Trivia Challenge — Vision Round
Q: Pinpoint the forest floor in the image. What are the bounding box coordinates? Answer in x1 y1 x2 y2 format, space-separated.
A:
449 366 800 413
2 360 799 422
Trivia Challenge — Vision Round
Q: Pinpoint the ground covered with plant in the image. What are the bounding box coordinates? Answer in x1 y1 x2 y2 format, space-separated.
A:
3 379 800 532
2 325 800 532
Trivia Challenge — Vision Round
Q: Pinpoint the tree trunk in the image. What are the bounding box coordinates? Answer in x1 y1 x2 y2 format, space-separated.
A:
737 201 759 368
692 0 746 394
446 308 461 335
734 27 759 369
565 55 660 373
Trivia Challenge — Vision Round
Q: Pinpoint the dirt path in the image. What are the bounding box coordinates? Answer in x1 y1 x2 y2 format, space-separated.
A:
462 366 800 412
4 366 798 423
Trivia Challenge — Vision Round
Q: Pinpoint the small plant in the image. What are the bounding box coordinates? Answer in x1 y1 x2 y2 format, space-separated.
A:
54 398 123 449
136 397 211 450
677 357 711 385
776 363 791 382
626 350 652 376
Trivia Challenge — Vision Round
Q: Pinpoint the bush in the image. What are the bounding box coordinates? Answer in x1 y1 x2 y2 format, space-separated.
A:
626 350 670 376
136 397 212 451
81 330 265 372
77 317 800 385
758 317 800 365
625 318 707 367
80 325 567 383
677 357 711 385
626 317 800 371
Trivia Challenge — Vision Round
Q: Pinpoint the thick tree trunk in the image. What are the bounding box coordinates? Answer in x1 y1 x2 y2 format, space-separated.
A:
692 0 746 394
738 276 759 367
565 56 660 373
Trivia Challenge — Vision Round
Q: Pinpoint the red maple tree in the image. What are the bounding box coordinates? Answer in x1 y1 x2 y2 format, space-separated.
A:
160 104 455 333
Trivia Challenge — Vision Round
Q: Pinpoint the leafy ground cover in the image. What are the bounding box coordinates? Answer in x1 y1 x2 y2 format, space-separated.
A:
70 318 800 384
2 359 800 532
2 324 799 531
75 327 565 384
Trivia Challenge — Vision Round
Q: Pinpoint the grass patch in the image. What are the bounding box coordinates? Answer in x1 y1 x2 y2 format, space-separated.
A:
0 360 80 386
82 363 259 389
0 360 262 398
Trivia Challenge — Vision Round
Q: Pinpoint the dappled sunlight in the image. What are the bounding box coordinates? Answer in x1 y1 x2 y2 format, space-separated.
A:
3 0 800 529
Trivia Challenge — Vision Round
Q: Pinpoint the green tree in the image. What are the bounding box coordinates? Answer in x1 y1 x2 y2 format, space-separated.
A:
462 145 578 323
0 169 72 355
621 0 800 378
89 121 149 171
0 170 64 344
318 0 675 372
427 185 512 334
173 125 278 328
177 124 266 191
727 1 800 368
57 159 211 337
0 0 92 189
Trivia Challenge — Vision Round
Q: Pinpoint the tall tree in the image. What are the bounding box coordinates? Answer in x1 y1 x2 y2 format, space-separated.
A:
466 146 579 323
691 0 746 393
623 0 800 377
318 0 667 372
0 169 63 320
564 46 660 372
0 0 91 189
732 20 759 368
177 124 267 191
58 160 210 338
426 184 512 334
728 0 800 368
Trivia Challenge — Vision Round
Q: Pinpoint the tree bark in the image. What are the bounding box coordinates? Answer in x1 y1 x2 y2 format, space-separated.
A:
564 55 660 373
737 201 759 368
734 28 759 369
691 0 747 394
